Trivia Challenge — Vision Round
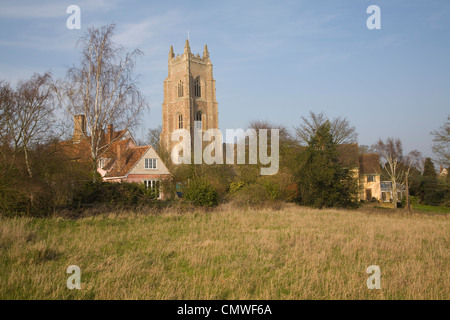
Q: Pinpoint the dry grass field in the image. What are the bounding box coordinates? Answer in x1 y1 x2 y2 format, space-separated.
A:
0 204 448 299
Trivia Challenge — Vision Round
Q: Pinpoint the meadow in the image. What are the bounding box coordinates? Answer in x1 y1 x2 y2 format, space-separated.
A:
0 204 448 299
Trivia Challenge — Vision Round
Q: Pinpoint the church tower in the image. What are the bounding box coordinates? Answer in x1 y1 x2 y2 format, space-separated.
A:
160 40 219 153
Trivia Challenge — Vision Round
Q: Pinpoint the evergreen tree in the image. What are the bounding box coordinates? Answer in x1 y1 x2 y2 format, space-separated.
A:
295 121 358 209
420 158 441 205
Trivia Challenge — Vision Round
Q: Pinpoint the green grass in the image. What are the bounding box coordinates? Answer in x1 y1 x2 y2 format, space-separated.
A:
412 204 450 214
0 204 448 300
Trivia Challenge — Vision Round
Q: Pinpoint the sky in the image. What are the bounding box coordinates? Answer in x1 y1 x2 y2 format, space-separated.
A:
0 0 449 159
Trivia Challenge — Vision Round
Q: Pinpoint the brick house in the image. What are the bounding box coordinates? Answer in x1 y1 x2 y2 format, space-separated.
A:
64 115 172 199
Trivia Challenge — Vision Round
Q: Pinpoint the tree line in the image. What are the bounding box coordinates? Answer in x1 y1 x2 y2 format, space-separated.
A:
1 24 448 215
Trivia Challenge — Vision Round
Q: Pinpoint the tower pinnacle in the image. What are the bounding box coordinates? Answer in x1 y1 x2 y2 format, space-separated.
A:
203 44 209 59
184 39 191 54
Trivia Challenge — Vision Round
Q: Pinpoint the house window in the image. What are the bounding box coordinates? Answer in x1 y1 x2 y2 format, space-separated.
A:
195 111 202 130
178 114 183 129
98 158 105 169
194 77 201 98
144 180 160 198
145 158 157 170
177 80 183 97
367 175 375 182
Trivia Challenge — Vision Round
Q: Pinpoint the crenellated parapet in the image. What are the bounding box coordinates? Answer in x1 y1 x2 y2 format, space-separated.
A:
168 40 211 66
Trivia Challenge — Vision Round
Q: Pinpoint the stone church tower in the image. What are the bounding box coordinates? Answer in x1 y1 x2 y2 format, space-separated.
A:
160 40 219 153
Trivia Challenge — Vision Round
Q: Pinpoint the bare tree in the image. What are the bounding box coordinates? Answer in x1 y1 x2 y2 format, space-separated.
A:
0 81 14 154
0 73 55 178
147 125 162 151
54 24 147 181
431 115 450 167
295 111 358 145
358 144 372 155
372 138 422 209
248 120 295 145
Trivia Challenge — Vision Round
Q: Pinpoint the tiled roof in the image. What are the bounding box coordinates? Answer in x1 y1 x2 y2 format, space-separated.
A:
104 146 150 178
359 153 381 175
58 139 92 162
59 129 131 161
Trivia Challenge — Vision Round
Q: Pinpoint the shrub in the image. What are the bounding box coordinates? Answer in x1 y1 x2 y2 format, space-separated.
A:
0 187 29 216
71 181 158 208
228 182 270 207
229 181 245 194
184 179 219 207
228 173 297 207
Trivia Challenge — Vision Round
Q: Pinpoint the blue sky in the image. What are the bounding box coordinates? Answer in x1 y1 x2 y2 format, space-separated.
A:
0 0 449 158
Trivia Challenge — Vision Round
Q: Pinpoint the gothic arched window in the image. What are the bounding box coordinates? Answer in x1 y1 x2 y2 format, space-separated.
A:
177 80 183 98
177 113 183 129
194 77 201 98
195 111 202 130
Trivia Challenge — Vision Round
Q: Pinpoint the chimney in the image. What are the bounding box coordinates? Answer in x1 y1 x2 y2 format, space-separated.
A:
440 165 443 173
116 142 126 173
107 124 114 143
73 115 86 143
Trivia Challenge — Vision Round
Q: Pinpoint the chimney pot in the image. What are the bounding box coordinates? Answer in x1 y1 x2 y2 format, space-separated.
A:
108 124 114 143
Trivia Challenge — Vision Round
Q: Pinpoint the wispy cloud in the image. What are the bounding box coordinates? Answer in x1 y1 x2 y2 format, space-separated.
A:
113 10 187 48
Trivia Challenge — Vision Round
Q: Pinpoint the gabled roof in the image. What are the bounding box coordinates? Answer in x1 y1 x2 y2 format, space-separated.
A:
359 153 381 175
101 138 133 162
104 146 151 178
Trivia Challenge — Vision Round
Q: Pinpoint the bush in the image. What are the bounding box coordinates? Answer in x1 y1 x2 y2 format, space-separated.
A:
227 173 298 207
0 187 29 216
229 182 270 207
72 181 158 208
184 179 219 207
424 192 442 206
229 181 245 194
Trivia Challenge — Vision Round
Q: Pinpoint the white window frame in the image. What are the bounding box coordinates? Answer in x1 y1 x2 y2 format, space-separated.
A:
98 158 106 169
145 158 157 170
144 180 161 199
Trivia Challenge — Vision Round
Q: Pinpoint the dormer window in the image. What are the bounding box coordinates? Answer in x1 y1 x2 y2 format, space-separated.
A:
194 77 201 98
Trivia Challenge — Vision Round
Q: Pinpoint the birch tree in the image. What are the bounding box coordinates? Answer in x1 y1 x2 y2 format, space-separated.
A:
55 24 147 181
372 138 422 209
